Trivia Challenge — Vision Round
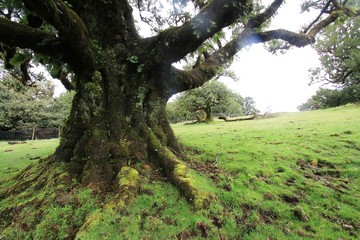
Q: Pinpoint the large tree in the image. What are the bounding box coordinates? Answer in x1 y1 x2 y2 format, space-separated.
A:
309 3 360 87
300 2 360 111
0 0 359 218
173 81 241 122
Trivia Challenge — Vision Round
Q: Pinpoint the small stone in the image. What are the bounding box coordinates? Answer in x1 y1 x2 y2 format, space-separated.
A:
342 224 354 230
55 193 73 206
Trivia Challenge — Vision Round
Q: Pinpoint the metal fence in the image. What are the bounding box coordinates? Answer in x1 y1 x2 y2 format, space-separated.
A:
0 128 60 141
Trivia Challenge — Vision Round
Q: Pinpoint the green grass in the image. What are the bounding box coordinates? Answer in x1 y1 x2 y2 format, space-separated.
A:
0 104 359 239
173 104 360 239
0 139 59 182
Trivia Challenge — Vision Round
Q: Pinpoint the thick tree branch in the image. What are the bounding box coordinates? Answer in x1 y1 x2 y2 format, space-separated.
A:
246 0 284 28
308 11 341 37
0 17 68 56
169 3 356 94
52 67 75 91
170 26 319 94
23 0 95 73
157 0 250 63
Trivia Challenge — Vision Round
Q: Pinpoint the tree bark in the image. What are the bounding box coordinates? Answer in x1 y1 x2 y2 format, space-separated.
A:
204 108 213 122
48 47 210 207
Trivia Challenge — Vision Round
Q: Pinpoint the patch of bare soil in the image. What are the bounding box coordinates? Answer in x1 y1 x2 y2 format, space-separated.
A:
296 159 352 193
186 158 233 192
281 194 300 205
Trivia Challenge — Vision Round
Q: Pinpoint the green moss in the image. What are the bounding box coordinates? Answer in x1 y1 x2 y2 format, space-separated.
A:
55 184 67 192
1 105 359 239
118 139 130 157
116 166 140 190
149 129 214 209
173 162 188 179
92 70 102 82
173 162 214 209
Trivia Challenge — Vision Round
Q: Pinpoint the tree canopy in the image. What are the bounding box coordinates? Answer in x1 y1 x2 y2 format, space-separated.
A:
0 73 73 130
309 1 360 87
301 1 360 110
166 81 259 123
169 81 244 122
298 86 360 111
1 0 359 93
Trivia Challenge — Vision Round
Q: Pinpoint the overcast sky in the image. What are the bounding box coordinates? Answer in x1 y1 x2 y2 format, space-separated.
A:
221 1 322 113
223 46 321 113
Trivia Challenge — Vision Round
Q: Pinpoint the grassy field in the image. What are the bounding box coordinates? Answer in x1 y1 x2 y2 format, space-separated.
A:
0 104 359 239
0 139 59 182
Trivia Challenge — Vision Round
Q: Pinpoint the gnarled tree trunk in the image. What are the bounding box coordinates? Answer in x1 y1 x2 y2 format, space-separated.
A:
51 50 209 207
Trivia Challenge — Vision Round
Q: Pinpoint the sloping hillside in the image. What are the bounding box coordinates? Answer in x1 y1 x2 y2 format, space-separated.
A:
1 105 359 239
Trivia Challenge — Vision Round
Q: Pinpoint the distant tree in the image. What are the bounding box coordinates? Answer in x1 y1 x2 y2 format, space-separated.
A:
298 88 339 110
298 86 360 111
166 99 192 123
48 91 75 127
213 91 244 117
242 97 259 115
0 73 72 130
171 81 242 122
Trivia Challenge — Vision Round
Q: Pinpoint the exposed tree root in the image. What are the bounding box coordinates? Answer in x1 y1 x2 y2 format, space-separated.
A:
0 143 215 238
148 130 215 209
76 166 141 237
0 160 144 238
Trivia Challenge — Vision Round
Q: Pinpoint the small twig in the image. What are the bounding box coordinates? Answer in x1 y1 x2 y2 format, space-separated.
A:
214 153 220 165
303 0 332 34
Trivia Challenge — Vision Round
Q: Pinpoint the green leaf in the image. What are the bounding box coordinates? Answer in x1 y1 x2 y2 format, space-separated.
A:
9 52 31 67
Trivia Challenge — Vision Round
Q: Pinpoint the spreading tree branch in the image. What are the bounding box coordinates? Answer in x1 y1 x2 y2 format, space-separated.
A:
307 10 341 37
246 0 284 28
0 17 68 57
157 0 251 63
170 28 317 94
51 66 76 91
22 0 95 73
303 0 332 34
169 1 358 94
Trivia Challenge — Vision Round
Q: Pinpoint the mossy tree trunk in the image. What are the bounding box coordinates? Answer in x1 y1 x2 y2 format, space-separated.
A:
0 0 349 208
204 108 213 122
51 53 193 197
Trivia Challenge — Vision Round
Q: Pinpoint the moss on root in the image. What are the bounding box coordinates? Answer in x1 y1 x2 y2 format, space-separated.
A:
1 129 215 238
116 166 140 190
149 130 215 209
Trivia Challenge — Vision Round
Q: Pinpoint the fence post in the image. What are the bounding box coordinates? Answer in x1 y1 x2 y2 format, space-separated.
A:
32 127 36 141
58 126 61 139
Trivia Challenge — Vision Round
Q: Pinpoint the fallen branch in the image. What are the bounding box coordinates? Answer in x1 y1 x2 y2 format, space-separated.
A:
218 115 256 122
